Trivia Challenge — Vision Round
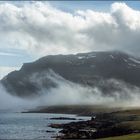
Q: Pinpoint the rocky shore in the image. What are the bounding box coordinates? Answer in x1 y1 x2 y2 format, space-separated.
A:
24 105 140 139
48 109 140 139
49 117 77 120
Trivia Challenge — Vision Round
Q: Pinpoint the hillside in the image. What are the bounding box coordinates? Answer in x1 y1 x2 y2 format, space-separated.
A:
1 51 140 97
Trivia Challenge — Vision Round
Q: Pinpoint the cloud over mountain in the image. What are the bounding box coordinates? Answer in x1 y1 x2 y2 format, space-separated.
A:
0 2 140 57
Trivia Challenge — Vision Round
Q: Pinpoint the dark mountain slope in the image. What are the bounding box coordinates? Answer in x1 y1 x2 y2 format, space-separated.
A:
1 51 140 97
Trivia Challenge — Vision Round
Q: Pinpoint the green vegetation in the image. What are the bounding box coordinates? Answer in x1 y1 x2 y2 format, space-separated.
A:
98 109 140 140
117 121 140 130
98 134 140 140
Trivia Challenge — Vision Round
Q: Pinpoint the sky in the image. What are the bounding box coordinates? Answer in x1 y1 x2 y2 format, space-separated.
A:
0 1 140 79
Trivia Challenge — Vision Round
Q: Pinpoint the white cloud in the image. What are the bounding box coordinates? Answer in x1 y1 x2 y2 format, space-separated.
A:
0 2 140 58
0 66 20 79
0 52 21 56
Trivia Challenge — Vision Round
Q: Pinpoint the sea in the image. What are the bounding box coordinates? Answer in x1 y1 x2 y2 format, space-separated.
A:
0 112 90 139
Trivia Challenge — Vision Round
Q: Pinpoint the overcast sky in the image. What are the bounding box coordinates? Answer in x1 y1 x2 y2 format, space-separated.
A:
0 1 140 79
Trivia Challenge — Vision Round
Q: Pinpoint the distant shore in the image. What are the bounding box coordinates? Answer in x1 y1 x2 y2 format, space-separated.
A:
23 105 123 116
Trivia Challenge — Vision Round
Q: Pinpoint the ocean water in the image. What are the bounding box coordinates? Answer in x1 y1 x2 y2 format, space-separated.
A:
0 112 90 139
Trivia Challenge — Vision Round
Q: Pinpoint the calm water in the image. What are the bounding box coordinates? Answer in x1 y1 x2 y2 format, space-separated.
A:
0 112 90 139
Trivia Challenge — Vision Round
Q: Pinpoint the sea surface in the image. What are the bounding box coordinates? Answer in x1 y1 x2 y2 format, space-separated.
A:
0 112 90 139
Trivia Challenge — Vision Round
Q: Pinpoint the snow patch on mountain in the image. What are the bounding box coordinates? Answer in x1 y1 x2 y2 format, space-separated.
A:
78 55 96 60
110 55 115 59
128 63 137 67
123 59 128 63
129 57 140 64
78 56 85 59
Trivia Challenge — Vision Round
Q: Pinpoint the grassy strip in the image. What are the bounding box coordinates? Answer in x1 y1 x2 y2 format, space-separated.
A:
98 134 140 140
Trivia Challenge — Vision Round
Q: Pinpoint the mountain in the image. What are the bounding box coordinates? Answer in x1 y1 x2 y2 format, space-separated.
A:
1 51 140 97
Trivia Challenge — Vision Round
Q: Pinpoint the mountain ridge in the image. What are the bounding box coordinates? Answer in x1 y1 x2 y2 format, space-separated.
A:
1 51 140 97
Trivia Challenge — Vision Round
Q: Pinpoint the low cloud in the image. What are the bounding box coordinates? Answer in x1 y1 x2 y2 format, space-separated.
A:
0 52 20 56
32 70 140 107
0 2 140 58
1 70 140 111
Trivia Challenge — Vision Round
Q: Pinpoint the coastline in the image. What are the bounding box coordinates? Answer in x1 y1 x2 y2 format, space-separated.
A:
23 105 122 116
24 105 140 139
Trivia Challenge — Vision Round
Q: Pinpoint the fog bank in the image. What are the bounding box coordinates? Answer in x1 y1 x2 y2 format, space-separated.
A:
0 70 140 111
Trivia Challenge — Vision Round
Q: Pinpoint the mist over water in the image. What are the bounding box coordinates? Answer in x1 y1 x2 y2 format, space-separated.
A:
0 70 140 111
0 84 39 111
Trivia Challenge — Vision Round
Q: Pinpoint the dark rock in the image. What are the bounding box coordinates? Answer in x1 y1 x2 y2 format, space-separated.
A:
46 130 55 133
50 112 136 139
49 117 76 120
49 123 64 129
